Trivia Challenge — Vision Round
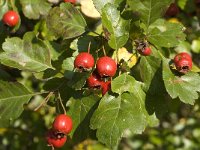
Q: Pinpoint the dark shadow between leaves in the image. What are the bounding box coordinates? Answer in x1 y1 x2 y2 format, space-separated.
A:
145 64 169 119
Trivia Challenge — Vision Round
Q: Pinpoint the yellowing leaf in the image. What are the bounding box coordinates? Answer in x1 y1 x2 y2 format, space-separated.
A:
113 47 137 68
81 0 100 18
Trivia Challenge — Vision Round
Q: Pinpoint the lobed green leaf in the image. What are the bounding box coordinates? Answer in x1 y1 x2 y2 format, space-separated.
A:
127 0 172 27
46 3 87 40
0 81 33 127
91 80 158 148
101 3 130 50
20 0 51 19
0 32 52 72
162 58 200 104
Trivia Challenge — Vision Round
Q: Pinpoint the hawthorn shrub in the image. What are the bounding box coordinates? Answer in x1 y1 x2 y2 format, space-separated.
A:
0 0 200 149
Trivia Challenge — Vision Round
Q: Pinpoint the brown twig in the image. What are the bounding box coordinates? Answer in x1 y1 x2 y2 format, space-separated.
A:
34 92 54 111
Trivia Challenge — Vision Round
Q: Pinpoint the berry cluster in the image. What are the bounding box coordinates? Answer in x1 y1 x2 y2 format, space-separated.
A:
173 52 192 74
46 114 73 149
74 52 117 95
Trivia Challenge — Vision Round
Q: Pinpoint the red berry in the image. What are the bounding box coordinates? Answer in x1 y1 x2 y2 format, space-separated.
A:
87 72 102 88
101 81 111 96
139 47 152 56
2 10 19 27
174 53 192 74
174 58 192 74
165 3 179 17
53 114 73 134
96 56 117 77
64 0 76 4
46 129 67 148
74 52 94 71
174 52 192 63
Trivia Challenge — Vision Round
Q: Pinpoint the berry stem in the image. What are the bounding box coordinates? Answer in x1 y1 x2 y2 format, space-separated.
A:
58 91 67 115
88 41 91 53
34 92 54 111
116 49 119 64
102 46 107 56
91 31 102 36
127 53 136 62
51 146 54 150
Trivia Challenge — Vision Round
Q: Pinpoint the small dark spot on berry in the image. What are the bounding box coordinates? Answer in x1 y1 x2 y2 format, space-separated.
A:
182 66 189 71
93 85 101 89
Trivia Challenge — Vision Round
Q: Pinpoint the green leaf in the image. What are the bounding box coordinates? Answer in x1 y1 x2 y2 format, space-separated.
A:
127 0 172 27
0 32 53 72
62 57 75 79
0 0 9 19
191 39 200 53
44 41 65 61
162 59 200 104
91 87 158 148
92 0 124 13
147 19 186 48
178 0 188 9
101 3 130 50
140 56 165 94
46 3 87 40
20 0 51 19
67 72 90 90
111 74 138 94
68 94 100 142
34 19 56 41
0 80 33 127
70 35 100 56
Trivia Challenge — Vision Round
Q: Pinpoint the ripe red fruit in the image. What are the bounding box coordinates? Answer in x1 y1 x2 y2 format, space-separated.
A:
64 0 76 4
74 52 94 71
174 52 192 74
101 81 111 96
139 47 152 56
53 114 73 134
174 58 192 74
165 3 179 17
46 129 67 148
87 72 102 88
96 56 117 77
174 52 192 63
2 10 19 27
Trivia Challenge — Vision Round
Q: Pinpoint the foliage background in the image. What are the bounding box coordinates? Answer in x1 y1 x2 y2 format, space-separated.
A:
0 0 200 150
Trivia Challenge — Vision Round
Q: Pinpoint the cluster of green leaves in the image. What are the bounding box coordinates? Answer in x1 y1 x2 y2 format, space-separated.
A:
0 0 200 149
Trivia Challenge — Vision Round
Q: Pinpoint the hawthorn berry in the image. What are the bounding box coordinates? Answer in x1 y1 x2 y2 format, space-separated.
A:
53 114 73 134
165 3 179 17
96 56 117 77
74 52 94 71
174 52 192 63
174 59 192 74
101 81 111 96
87 72 102 88
64 0 76 4
135 40 151 56
174 52 192 74
2 10 19 27
46 129 67 148
139 47 152 56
